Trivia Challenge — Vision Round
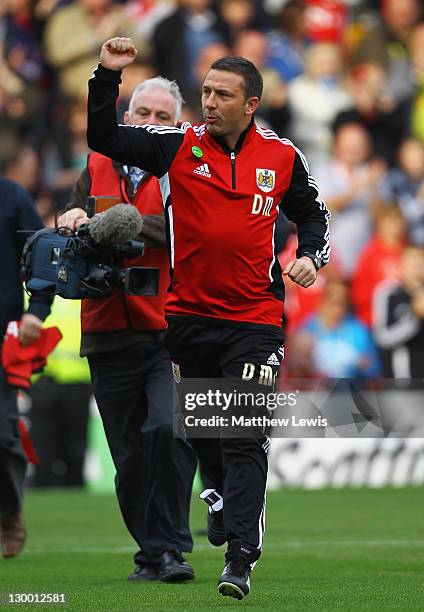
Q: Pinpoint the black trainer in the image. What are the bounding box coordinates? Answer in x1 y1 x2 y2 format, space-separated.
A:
128 564 158 581
158 550 195 582
207 508 226 547
200 489 226 547
217 540 259 600
218 555 251 600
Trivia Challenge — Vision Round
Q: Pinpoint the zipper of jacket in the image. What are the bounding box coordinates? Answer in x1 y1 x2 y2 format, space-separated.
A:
230 152 236 189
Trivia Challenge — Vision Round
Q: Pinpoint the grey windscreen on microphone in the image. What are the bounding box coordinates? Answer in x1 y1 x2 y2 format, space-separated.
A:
87 204 143 244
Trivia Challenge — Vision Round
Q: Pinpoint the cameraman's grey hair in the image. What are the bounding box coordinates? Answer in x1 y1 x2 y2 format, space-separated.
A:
128 77 184 122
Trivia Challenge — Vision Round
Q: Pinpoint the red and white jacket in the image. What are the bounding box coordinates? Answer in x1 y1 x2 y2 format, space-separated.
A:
87 65 331 331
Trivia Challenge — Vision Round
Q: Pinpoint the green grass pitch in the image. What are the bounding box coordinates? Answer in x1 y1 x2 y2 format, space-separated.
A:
1 488 423 610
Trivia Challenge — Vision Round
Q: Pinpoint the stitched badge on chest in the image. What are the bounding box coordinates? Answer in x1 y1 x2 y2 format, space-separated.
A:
256 168 275 193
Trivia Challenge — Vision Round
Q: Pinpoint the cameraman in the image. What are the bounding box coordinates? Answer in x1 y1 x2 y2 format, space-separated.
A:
0 177 52 558
58 78 196 582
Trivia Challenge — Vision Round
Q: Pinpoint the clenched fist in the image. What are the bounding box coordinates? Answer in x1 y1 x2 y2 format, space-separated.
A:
283 256 317 288
100 37 138 71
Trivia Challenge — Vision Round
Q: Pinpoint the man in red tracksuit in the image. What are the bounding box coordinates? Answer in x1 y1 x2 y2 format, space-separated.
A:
87 37 331 600
59 78 196 583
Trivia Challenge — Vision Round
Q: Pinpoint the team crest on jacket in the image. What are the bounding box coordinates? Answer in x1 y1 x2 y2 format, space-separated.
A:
256 169 275 193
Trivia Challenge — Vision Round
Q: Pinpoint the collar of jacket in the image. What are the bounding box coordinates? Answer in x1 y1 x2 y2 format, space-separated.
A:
112 160 151 202
206 117 256 155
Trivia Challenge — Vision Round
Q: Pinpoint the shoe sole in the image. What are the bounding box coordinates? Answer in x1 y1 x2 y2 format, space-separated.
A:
159 570 195 583
218 581 247 600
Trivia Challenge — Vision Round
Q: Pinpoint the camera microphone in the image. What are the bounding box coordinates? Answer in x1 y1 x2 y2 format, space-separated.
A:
86 204 143 245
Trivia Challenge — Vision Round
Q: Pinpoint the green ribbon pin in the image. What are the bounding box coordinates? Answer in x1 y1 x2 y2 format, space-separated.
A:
192 146 203 158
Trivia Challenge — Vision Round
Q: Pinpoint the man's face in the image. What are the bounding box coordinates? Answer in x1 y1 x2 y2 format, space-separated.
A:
401 249 424 283
335 125 370 167
124 88 177 127
201 69 258 143
321 283 348 325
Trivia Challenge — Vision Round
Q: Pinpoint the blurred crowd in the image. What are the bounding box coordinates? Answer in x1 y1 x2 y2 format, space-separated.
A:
1 0 424 381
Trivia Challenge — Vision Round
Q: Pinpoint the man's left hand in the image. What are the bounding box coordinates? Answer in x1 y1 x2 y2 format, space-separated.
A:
283 256 317 288
20 314 43 347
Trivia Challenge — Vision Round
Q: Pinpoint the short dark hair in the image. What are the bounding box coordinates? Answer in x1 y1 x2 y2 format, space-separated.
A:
210 56 263 100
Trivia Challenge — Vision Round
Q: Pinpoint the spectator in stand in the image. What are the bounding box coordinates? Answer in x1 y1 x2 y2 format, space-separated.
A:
291 279 381 379
266 0 308 83
42 98 90 208
124 0 175 43
233 29 290 134
3 0 47 88
287 42 351 169
2 144 41 198
152 0 224 102
2 0 49 151
44 0 149 100
303 0 347 45
218 0 255 47
32 0 74 24
0 40 44 164
378 138 424 246
373 246 424 378
351 206 406 327
352 0 422 102
314 122 386 276
407 23 424 143
333 61 409 167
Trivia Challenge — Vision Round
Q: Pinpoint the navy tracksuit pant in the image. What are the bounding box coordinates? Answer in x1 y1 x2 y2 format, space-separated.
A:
88 340 196 565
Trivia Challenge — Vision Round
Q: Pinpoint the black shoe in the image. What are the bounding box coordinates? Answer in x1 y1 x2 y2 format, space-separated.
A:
217 541 258 600
128 564 158 581
218 557 251 600
207 509 226 547
0 513 26 559
200 489 226 547
158 550 195 582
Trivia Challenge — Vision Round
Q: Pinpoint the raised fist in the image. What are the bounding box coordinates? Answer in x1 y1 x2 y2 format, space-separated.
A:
100 37 138 72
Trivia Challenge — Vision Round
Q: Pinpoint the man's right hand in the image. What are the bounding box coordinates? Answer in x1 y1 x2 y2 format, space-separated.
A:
57 208 89 231
20 313 42 347
100 37 138 72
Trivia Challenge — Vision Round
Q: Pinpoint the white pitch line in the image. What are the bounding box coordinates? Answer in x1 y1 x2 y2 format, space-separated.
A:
23 540 424 555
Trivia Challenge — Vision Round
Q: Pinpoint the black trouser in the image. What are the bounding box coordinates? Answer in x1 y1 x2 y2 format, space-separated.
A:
0 355 27 519
29 378 91 487
88 340 196 565
165 322 284 558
